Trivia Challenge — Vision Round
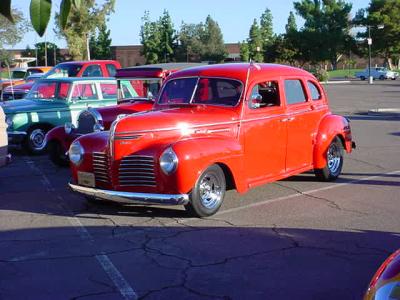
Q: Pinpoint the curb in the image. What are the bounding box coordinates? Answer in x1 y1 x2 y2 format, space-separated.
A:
368 108 400 117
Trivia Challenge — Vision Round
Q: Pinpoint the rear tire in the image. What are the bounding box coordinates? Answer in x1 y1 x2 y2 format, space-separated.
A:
379 75 385 80
48 140 69 167
360 76 366 81
185 164 226 218
314 137 344 181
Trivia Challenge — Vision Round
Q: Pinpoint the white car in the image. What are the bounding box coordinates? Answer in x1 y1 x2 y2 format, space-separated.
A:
0 105 10 166
355 67 399 80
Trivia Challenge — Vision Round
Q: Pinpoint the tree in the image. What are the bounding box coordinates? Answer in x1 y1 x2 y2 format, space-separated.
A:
140 11 162 64
239 41 250 62
0 8 29 50
286 11 297 34
89 23 112 60
158 10 175 63
0 0 82 37
293 0 353 69
260 8 275 62
355 0 400 69
55 0 115 60
247 19 263 62
176 22 203 62
199 15 226 62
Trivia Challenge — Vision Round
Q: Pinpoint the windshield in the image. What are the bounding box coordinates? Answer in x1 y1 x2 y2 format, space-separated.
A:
45 64 82 78
27 81 71 100
11 71 26 79
158 77 243 107
117 78 161 102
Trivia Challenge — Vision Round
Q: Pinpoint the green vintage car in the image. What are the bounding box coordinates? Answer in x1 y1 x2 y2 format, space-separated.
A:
2 77 121 153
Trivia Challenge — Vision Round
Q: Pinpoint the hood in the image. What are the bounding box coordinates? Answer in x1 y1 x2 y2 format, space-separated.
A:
3 81 32 92
1 98 67 115
114 105 240 135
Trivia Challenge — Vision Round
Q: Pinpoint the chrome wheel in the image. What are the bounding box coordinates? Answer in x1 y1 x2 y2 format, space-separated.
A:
199 173 223 209
30 128 46 151
327 142 342 175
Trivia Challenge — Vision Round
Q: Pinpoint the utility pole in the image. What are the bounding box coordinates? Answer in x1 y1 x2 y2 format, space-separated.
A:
44 34 48 66
368 26 372 84
86 34 91 60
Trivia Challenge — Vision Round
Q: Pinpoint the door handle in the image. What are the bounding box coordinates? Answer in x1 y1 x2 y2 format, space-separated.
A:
281 117 295 122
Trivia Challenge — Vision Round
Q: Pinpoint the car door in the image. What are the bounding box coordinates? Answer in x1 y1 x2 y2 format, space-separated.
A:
283 78 325 173
243 79 287 186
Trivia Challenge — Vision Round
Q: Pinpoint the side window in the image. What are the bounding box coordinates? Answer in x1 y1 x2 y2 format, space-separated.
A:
284 80 306 105
106 64 117 77
82 65 103 77
58 82 71 100
71 83 98 101
249 81 280 109
100 83 117 99
307 81 322 101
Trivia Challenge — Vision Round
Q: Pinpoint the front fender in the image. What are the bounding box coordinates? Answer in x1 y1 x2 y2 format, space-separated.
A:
313 114 353 169
45 125 80 154
170 136 245 194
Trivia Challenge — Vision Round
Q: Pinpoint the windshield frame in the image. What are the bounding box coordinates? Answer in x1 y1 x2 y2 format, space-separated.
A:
117 77 162 102
157 76 244 108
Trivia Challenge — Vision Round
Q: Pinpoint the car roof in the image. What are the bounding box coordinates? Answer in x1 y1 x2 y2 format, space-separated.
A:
57 60 118 65
167 63 314 82
116 63 206 79
37 77 116 83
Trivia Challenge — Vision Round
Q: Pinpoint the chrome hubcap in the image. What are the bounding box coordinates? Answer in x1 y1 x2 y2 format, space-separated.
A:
327 143 341 174
30 129 46 150
199 173 223 209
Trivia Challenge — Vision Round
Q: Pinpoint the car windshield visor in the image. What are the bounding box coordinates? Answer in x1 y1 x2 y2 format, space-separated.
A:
158 77 243 107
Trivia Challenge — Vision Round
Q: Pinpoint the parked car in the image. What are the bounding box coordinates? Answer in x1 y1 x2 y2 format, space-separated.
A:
364 249 400 300
45 63 203 166
68 63 355 217
0 106 10 166
3 77 121 154
1 73 48 101
355 67 399 80
1 60 120 101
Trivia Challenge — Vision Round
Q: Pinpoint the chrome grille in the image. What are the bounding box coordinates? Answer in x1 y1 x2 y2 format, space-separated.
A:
119 155 156 187
77 111 96 134
93 152 110 183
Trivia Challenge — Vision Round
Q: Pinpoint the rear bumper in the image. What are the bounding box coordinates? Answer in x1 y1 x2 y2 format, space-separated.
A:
8 131 27 144
69 183 190 206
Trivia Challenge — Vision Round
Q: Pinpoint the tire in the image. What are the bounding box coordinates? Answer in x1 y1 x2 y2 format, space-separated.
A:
360 76 366 81
24 126 49 154
314 137 344 182
391 77 396 80
48 140 69 167
185 164 226 217
379 75 385 80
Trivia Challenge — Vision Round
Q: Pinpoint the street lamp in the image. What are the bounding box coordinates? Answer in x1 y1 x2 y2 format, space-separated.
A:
367 24 384 84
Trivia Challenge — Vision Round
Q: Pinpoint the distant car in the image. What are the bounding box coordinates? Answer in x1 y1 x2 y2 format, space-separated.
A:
364 249 400 300
1 60 121 101
3 77 121 154
68 63 356 217
45 63 202 166
355 67 399 80
0 106 9 166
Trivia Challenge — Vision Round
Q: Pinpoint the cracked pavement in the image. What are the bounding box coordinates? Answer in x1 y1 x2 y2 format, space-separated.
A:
0 81 400 299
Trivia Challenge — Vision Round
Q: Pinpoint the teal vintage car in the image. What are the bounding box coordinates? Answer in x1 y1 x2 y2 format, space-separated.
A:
2 77 121 153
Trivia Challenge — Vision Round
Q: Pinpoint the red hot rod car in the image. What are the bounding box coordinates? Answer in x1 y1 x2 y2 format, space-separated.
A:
45 63 201 166
68 63 355 217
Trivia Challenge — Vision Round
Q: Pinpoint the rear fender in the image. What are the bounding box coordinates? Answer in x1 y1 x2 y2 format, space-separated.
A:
313 114 353 169
170 136 246 194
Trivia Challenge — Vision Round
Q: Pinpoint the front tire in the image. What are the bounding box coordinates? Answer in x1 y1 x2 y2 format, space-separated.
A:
24 126 49 154
48 140 69 167
314 137 344 181
185 164 226 217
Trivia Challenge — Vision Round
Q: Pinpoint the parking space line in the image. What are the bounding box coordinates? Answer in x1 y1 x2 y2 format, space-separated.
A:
24 159 138 300
216 170 400 216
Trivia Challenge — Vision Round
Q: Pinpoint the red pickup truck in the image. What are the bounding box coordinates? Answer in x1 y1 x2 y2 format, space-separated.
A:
1 60 121 101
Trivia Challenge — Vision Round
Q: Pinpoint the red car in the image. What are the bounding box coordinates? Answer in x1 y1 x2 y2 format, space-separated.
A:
46 63 199 166
1 60 120 101
68 63 356 217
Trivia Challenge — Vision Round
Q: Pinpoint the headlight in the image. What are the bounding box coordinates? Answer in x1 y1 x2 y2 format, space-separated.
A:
64 122 75 134
5 116 13 129
68 141 84 165
160 147 178 175
93 123 104 132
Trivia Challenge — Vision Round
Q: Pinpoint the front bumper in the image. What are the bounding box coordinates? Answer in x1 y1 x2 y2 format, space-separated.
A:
69 183 190 206
8 131 27 144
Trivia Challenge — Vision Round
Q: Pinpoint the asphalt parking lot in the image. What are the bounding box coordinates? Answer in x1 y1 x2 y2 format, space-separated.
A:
1 80 400 300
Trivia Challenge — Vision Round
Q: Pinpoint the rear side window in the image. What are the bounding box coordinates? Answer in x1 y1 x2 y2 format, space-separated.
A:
307 81 322 101
100 83 117 99
106 64 117 77
284 80 306 105
82 65 103 77
71 83 98 101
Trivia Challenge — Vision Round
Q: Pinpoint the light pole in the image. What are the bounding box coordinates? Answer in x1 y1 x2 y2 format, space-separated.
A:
367 24 384 84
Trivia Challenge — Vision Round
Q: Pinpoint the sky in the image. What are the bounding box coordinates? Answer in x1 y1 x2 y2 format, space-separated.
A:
11 0 371 49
